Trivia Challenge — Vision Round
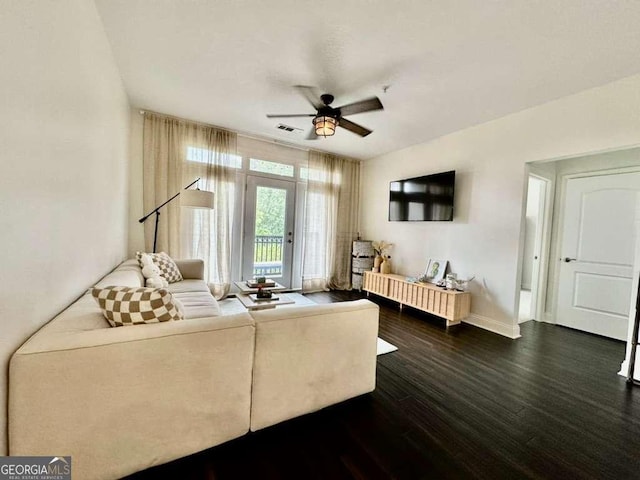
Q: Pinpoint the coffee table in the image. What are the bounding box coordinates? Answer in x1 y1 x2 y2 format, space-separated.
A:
236 292 295 311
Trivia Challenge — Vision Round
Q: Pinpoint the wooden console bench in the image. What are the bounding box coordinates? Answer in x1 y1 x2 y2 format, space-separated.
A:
363 272 471 327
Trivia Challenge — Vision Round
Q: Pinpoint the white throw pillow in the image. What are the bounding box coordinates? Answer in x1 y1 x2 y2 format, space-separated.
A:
136 251 183 284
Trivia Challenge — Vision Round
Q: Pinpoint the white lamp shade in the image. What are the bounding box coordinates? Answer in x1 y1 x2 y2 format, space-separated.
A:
180 189 215 209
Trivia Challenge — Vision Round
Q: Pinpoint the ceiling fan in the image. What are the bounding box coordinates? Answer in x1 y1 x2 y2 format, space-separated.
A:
266 90 384 139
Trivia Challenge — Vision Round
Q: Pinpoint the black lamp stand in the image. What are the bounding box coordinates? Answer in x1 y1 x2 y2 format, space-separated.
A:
139 178 200 253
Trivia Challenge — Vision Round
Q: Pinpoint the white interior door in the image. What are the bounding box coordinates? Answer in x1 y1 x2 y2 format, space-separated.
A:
557 172 640 340
242 175 296 287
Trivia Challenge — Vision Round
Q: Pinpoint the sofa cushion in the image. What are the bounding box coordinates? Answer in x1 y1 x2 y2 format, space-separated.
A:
166 279 211 294
248 299 379 432
172 291 221 318
94 261 145 289
91 286 184 327
136 251 183 284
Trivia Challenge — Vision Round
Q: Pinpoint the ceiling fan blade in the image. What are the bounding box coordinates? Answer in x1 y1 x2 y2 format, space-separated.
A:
294 85 323 109
266 113 316 118
306 128 318 140
337 97 384 116
338 117 372 137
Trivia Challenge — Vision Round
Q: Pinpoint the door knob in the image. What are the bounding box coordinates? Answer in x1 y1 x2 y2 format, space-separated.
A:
563 257 577 263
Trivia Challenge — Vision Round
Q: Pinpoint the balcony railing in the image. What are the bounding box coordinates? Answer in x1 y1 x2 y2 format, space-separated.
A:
253 235 283 276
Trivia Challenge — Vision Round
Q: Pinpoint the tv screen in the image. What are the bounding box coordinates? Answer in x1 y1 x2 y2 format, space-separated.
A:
389 170 455 221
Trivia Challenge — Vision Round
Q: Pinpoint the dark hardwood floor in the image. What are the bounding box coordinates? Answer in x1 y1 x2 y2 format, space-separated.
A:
126 291 640 480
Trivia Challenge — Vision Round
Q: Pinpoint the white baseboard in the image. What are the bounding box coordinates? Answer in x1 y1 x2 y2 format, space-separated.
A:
619 358 640 380
464 313 521 339
619 359 629 378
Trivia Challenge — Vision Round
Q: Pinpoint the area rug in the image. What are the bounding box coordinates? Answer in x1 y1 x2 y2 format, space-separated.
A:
377 337 398 355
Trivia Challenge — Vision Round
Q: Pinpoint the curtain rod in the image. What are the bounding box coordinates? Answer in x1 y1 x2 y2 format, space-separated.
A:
138 109 306 151
138 109 234 135
139 109 361 162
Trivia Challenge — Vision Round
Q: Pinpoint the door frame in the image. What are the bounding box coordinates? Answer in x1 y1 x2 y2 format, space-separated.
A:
242 174 297 287
519 165 555 324
551 166 640 323
527 174 552 321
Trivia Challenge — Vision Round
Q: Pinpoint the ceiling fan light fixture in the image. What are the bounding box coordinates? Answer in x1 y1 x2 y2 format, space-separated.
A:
313 115 337 137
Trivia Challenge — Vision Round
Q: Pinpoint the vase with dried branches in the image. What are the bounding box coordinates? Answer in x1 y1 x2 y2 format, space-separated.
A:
372 241 393 274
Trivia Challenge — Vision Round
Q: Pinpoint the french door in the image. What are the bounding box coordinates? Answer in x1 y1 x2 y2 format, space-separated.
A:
242 175 296 287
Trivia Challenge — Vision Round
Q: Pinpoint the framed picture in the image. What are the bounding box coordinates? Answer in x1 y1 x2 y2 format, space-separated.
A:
425 259 448 283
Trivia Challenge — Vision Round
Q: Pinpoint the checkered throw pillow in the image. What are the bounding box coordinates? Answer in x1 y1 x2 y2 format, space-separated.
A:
136 251 183 284
91 286 184 327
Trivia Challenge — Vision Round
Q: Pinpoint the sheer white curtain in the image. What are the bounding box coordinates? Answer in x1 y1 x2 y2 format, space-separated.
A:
142 114 183 253
142 112 237 298
302 150 360 292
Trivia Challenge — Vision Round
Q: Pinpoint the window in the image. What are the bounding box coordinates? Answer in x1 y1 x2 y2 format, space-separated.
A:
249 158 294 177
186 147 242 168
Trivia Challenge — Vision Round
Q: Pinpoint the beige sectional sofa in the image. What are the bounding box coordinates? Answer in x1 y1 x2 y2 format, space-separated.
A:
8 259 379 480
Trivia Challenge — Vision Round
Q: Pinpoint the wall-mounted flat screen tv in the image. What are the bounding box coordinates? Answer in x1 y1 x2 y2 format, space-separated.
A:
389 170 455 221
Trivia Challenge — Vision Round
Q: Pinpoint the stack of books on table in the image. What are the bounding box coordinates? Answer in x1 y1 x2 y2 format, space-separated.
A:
249 293 279 302
246 278 276 288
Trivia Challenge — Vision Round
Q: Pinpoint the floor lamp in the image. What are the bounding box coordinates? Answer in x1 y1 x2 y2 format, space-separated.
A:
139 178 215 253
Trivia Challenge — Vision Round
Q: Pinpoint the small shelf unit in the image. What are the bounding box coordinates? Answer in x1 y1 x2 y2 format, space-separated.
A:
351 240 374 291
363 272 471 327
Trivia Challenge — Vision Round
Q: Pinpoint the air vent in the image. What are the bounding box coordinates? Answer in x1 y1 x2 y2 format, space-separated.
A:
276 123 303 134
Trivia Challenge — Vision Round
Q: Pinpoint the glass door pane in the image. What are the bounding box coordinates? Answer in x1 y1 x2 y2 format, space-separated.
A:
242 176 295 287
253 186 286 277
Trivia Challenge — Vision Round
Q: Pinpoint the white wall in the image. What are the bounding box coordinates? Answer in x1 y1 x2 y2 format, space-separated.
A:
0 0 130 454
128 109 145 256
361 74 640 338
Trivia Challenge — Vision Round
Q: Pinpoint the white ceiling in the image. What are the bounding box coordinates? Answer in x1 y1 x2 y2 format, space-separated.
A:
95 0 640 160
